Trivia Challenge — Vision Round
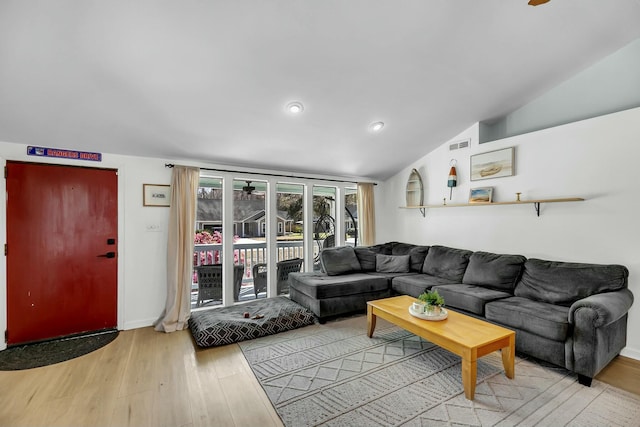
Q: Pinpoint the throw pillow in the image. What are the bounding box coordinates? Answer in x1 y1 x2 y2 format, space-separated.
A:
462 251 526 291
320 246 362 276
422 245 472 282
354 247 377 271
514 258 629 306
376 254 410 273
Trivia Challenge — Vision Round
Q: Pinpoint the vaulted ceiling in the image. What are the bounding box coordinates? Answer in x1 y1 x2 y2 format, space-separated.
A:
1 1 639 180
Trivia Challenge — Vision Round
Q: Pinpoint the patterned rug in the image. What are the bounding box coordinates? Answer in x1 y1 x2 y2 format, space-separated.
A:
239 315 640 427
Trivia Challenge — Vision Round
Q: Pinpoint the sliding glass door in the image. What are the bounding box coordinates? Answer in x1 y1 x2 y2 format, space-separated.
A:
194 171 354 309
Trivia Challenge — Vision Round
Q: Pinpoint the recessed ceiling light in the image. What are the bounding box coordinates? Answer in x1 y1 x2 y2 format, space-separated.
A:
369 121 385 132
285 101 304 114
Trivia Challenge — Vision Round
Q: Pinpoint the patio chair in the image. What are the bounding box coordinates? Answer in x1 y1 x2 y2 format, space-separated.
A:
195 264 245 306
252 263 268 298
195 264 222 307
276 258 303 295
252 258 303 297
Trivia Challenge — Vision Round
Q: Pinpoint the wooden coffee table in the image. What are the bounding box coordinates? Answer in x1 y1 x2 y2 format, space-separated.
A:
367 295 515 400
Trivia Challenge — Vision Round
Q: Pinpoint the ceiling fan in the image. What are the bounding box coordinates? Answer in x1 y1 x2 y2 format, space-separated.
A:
528 0 550 5
242 180 256 195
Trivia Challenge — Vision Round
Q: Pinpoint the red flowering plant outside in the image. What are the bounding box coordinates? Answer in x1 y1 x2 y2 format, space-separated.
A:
193 230 244 283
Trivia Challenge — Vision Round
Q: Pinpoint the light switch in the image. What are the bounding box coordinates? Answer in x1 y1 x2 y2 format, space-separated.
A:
146 224 162 232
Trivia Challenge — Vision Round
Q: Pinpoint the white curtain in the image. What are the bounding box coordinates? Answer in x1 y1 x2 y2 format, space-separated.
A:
155 166 200 333
357 183 376 246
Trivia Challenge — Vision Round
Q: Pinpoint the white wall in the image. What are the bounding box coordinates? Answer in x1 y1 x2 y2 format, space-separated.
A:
480 37 640 142
0 142 363 351
0 143 172 351
376 107 640 360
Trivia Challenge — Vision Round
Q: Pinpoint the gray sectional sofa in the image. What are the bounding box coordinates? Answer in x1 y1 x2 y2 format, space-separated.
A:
288 242 634 386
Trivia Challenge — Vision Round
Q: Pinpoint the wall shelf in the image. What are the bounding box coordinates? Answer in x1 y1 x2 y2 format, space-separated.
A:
400 197 585 217
405 169 424 207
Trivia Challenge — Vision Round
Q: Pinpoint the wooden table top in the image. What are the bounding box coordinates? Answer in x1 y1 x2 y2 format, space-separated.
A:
367 295 514 349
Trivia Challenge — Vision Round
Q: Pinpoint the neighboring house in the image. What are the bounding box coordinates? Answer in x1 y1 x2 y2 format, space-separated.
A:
196 199 293 238
241 210 293 237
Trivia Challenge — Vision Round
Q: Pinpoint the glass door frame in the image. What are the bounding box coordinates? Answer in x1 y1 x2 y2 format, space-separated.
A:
212 170 354 305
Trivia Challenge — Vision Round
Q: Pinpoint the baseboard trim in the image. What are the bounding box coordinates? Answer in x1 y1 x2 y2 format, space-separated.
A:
620 347 640 361
124 318 157 330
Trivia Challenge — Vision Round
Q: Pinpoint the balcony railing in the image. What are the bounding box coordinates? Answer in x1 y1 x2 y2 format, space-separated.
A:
192 240 306 308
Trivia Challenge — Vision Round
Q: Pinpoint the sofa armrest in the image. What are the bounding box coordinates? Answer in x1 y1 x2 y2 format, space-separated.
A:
569 288 634 328
567 288 633 380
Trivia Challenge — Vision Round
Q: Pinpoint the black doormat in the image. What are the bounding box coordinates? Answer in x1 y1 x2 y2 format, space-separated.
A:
0 329 119 371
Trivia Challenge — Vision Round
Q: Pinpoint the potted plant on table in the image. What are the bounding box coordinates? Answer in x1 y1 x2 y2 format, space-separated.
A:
417 290 445 316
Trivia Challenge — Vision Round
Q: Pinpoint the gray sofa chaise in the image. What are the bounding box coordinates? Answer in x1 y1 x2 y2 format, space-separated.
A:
288 242 633 386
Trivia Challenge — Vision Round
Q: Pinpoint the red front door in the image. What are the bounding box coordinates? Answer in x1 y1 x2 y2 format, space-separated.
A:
6 162 118 345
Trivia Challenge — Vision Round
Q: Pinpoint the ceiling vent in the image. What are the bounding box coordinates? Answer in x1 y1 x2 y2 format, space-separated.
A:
449 139 470 151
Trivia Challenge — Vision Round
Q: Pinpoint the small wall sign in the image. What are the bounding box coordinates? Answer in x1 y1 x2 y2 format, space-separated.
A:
27 146 102 162
143 184 171 207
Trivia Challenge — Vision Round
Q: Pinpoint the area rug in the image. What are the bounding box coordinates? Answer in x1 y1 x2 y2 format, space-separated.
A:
0 329 119 371
239 315 640 427
189 296 316 347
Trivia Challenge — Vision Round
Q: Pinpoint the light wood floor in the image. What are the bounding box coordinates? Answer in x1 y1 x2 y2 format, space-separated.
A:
1 326 638 427
0 327 283 427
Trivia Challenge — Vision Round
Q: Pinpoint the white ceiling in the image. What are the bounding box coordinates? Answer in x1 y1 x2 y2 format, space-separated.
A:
1 1 639 180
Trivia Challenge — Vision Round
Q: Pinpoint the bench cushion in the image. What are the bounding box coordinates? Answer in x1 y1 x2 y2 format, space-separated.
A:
188 296 316 347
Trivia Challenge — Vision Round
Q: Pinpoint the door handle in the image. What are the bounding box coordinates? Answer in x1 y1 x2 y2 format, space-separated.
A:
97 252 116 258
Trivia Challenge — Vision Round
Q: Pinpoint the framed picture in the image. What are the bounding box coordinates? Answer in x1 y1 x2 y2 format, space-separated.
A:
470 146 515 181
469 187 493 204
143 184 171 207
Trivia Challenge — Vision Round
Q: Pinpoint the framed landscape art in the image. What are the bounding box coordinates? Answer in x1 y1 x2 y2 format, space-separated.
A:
469 187 493 204
470 147 515 181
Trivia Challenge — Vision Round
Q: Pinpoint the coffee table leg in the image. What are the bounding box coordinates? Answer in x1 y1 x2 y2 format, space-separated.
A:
367 306 376 338
461 357 477 400
502 333 515 379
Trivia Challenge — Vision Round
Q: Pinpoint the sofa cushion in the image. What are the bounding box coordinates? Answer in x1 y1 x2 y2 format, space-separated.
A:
391 274 458 298
354 247 377 272
376 254 410 273
389 242 416 255
514 259 629 306
367 271 417 282
388 242 430 272
485 296 571 342
462 251 526 292
368 243 393 255
288 272 388 299
320 246 362 276
421 245 472 282
432 284 512 316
